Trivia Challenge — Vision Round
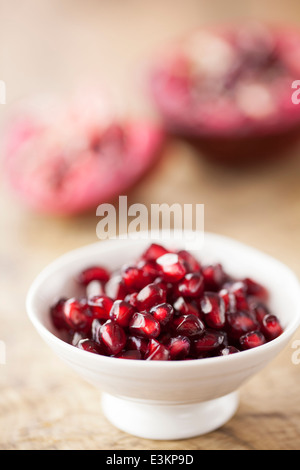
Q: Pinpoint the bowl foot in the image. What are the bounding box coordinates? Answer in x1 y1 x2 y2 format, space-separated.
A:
101 391 239 440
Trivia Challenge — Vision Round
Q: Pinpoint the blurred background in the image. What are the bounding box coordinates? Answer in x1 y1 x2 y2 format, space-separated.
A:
1 0 300 450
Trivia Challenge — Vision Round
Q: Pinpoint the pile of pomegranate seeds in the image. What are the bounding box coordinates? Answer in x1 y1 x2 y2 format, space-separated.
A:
50 243 283 360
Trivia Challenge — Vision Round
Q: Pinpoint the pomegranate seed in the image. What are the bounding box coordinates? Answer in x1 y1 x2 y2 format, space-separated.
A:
226 310 258 339
240 330 266 350
100 320 127 355
136 283 166 311
126 335 149 356
177 249 201 272
173 314 205 338
150 303 174 326
175 272 204 298
109 299 135 328
142 243 169 261
129 312 161 338
78 266 110 286
71 331 85 346
168 336 191 360
173 297 199 317
156 253 187 282
250 300 270 324
243 277 269 301
121 265 152 290
77 338 105 355
261 314 283 340
63 298 93 333
219 288 237 313
202 263 227 291
116 350 142 360
91 318 105 343
200 292 226 329
227 281 249 310
124 292 139 308
193 329 226 353
87 295 114 320
145 339 170 361
137 259 160 281
50 298 67 330
218 345 240 356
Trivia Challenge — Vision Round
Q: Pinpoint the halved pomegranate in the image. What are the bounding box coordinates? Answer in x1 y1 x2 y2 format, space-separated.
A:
3 90 164 214
148 22 300 163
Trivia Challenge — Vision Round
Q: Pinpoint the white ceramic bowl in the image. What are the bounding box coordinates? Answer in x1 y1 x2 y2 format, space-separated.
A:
26 232 300 440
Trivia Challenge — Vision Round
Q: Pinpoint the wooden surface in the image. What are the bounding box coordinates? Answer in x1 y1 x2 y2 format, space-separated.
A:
1 0 300 450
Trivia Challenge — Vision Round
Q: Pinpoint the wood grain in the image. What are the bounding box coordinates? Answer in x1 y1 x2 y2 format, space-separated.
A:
0 0 300 450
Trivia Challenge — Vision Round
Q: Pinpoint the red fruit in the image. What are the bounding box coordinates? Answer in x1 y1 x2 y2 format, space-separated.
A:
78 266 110 286
219 288 237 314
126 335 149 356
218 345 240 355
177 250 201 273
109 299 135 328
121 265 151 291
156 253 187 282
250 300 270 324
261 314 283 340
168 336 191 360
173 314 204 338
240 330 266 350
193 329 226 353
50 298 67 330
173 297 200 317
124 292 139 308
145 339 170 361
202 264 228 291
226 281 249 310
175 272 204 298
4 91 165 215
150 303 174 326
87 295 114 320
200 292 226 329
116 350 142 360
136 283 166 311
226 310 258 339
100 320 127 355
243 277 269 301
129 312 161 339
77 339 105 354
148 24 300 163
142 243 170 261
63 298 93 333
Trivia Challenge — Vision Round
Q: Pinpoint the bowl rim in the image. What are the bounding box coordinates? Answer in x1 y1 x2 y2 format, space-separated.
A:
26 231 300 369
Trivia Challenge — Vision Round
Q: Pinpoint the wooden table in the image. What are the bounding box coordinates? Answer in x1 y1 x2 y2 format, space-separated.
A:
1 0 300 450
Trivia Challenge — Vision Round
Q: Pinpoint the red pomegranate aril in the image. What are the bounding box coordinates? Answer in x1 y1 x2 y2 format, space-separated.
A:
261 314 283 340
177 249 201 273
121 265 153 291
136 283 166 311
77 338 105 355
78 266 110 286
71 331 85 346
240 330 266 350
250 301 270 324
142 243 170 261
150 303 174 326
100 320 127 355
137 259 160 281
173 297 199 317
173 314 205 338
156 253 187 282
227 281 249 310
116 350 142 360
200 292 226 329
218 345 240 356
168 335 191 360
145 339 170 361
109 299 135 328
226 310 258 339
202 263 228 291
129 312 161 339
63 298 93 333
243 277 269 301
219 288 237 314
193 329 226 353
88 295 114 320
126 335 149 356
50 298 67 330
124 292 139 308
175 272 204 298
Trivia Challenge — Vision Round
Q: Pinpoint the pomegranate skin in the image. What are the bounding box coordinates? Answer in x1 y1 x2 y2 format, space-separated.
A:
148 23 300 163
3 91 165 215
